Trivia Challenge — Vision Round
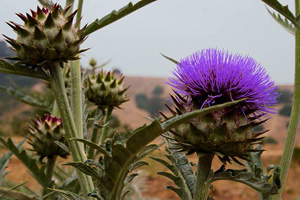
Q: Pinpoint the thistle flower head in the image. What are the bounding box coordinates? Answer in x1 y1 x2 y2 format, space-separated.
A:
164 49 278 164
168 49 278 115
27 114 69 160
4 4 86 68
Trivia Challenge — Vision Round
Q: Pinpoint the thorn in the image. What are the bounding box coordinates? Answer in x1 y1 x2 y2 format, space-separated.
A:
44 13 55 28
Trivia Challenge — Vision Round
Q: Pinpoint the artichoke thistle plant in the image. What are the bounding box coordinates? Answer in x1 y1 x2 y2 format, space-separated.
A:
0 0 299 200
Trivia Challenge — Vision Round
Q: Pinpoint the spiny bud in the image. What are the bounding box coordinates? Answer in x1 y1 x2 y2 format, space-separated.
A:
27 114 69 161
84 70 129 110
5 4 87 68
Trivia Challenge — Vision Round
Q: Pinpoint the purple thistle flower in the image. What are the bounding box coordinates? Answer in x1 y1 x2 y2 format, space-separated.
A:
168 49 278 115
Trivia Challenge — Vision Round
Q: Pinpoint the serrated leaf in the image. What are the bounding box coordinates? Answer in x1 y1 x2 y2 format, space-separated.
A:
261 0 297 26
0 85 52 112
62 162 101 179
0 59 49 80
0 137 48 188
267 8 295 35
150 157 178 176
49 188 85 200
128 161 148 172
81 0 157 36
136 144 160 159
124 173 138 185
157 172 184 187
0 138 26 186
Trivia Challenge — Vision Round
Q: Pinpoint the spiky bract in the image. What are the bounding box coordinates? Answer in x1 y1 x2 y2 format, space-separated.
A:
27 114 69 160
84 70 128 110
4 4 86 68
164 49 278 164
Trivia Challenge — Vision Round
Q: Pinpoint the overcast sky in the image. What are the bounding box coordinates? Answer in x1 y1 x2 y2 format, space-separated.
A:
0 0 295 84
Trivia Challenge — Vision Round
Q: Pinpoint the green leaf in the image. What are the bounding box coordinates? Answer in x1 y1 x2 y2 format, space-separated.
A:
161 53 179 65
62 162 101 179
166 186 189 200
54 141 70 154
212 166 281 194
71 138 110 157
136 144 160 160
267 8 295 35
128 161 149 172
49 188 85 200
0 59 49 80
0 138 26 186
0 85 52 112
0 137 48 188
81 0 157 36
124 173 138 185
261 0 297 26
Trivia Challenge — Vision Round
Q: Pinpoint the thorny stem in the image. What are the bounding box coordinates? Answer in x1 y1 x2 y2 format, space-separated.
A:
48 62 94 199
64 0 74 16
76 0 84 26
270 1 300 199
194 154 213 200
99 107 113 144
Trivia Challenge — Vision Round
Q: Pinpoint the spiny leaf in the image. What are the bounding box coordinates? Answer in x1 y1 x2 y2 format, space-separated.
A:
261 0 297 26
267 7 295 35
81 0 157 36
0 137 48 188
54 141 70 154
0 59 49 80
0 85 52 112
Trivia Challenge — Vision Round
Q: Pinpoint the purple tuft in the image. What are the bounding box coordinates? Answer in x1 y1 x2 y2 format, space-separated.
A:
168 49 278 115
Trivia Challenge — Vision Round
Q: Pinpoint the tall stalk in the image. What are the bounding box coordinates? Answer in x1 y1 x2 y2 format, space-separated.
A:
48 62 94 199
194 154 213 200
271 1 300 199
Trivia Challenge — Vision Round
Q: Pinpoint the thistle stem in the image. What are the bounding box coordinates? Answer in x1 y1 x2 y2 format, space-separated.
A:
48 62 94 198
99 107 113 144
194 154 213 200
271 1 300 199
46 155 57 183
76 0 84 26
70 61 84 140
65 0 74 15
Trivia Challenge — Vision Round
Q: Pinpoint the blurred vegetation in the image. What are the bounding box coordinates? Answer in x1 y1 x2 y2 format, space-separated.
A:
276 88 292 104
263 137 278 145
279 105 292 117
292 146 300 163
135 85 165 117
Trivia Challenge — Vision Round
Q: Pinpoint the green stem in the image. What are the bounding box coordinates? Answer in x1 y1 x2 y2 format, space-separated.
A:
46 155 57 183
194 154 213 200
48 62 94 198
76 0 84 26
65 0 74 15
271 1 300 199
70 61 84 140
52 101 60 117
99 107 113 144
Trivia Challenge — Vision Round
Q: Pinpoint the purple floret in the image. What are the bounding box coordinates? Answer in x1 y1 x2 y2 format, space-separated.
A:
168 49 278 115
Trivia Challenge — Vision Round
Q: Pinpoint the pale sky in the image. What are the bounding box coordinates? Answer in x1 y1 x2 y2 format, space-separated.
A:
0 0 295 84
